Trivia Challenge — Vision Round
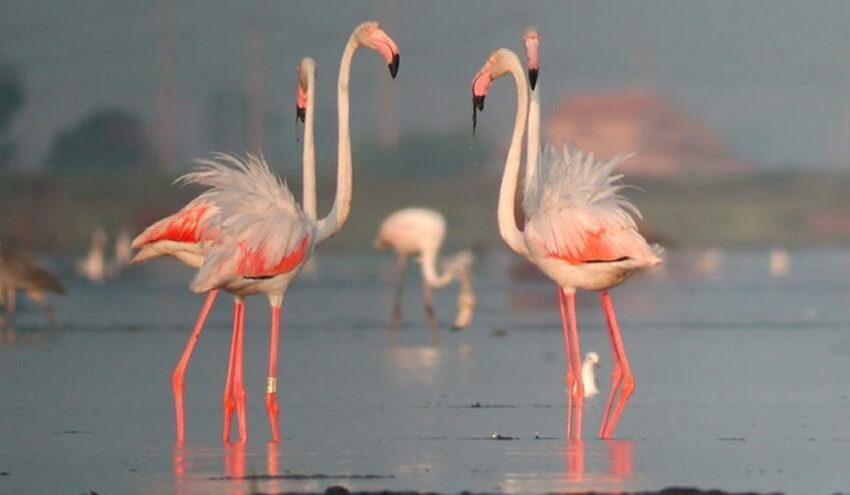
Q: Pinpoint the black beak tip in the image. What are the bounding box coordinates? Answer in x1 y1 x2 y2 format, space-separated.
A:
388 53 400 79
296 107 306 123
528 69 539 90
473 95 485 112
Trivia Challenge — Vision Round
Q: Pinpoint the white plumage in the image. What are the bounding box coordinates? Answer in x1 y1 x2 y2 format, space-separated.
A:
524 146 639 220
181 153 315 293
524 146 661 267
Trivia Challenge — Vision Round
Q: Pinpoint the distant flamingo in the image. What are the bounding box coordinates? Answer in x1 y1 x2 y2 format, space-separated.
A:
76 228 106 284
471 48 662 439
132 21 399 443
107 230 133 278
769 247 790 278
374 208 476 330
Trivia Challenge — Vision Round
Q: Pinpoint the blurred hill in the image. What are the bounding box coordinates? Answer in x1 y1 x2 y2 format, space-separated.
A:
545 89 754 179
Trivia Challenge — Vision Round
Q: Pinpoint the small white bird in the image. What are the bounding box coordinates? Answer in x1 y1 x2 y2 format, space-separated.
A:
582 352 601 398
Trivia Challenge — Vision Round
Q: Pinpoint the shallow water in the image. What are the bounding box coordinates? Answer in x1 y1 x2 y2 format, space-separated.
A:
1 250 849 494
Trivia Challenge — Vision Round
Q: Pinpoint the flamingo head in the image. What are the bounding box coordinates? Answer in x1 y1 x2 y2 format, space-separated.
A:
295 58 315 123
355 21 400 79
584 351 601 368
523 27 540 90
471 48 516 134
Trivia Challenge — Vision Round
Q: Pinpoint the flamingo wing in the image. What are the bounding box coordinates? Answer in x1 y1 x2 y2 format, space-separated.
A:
131 201 220 248
524 146 660 265
185 153 316 292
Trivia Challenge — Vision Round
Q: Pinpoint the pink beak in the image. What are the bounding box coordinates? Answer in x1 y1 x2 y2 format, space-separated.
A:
372 29 400 79
525 43 540 90
471 67 493 134
296 85 307 122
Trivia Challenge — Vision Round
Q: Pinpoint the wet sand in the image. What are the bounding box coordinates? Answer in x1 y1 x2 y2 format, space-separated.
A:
0 250 849 494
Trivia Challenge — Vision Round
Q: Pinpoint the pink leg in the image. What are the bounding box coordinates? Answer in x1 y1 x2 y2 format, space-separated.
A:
233 300 248 442
564 290 585 439
556 286 576 437
266 305 282 442
172 290 219 444
222 298 244 443
598 290 635 439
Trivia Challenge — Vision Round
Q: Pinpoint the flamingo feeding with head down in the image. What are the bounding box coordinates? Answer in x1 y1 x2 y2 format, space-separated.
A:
132 21 399 444
471 48 662 439
374 207 476 330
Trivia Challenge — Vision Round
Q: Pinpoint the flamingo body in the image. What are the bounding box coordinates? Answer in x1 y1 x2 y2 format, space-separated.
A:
184 154 317 299
375 208 445 256
375 208 476 329
523 149 661 292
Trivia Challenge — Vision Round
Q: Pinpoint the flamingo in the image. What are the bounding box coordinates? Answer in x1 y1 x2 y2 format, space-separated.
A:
76 228 106 284
471 48 662 439
132 21 399 443
0 243 65 323
373 207 476 330
106 230 133 278
769 247 790 278
132 58 321 444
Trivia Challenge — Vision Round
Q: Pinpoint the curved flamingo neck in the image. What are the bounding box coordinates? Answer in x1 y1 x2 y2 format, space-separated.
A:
317 35 358 243
497 51 530 257
420 249 454 289
525 82 540 196
302 63 317 221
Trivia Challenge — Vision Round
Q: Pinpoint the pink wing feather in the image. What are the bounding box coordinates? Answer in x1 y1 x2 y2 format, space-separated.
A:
132 201 220 248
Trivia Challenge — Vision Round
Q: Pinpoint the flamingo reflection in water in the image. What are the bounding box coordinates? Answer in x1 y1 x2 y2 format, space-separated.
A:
563 439 634 486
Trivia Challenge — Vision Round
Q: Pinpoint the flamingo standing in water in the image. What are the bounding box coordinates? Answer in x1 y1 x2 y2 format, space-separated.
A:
374 207 476 330
471 48 662 439
132 21 400 443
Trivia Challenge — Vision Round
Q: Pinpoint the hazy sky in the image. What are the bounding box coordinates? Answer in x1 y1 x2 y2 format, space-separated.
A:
2 0 850 171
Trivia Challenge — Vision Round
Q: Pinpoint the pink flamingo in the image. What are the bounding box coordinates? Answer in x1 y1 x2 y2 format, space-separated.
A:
132 21 399 443
471 48 662 439
374 207 476 330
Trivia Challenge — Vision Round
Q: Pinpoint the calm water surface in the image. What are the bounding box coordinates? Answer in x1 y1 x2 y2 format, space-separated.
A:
1 250 849 494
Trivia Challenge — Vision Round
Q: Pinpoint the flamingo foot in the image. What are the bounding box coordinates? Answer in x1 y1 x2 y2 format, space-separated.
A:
222 397 236 443
266 389 280 443
598 363 622 438
601 373 635 439
172 371 186 444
